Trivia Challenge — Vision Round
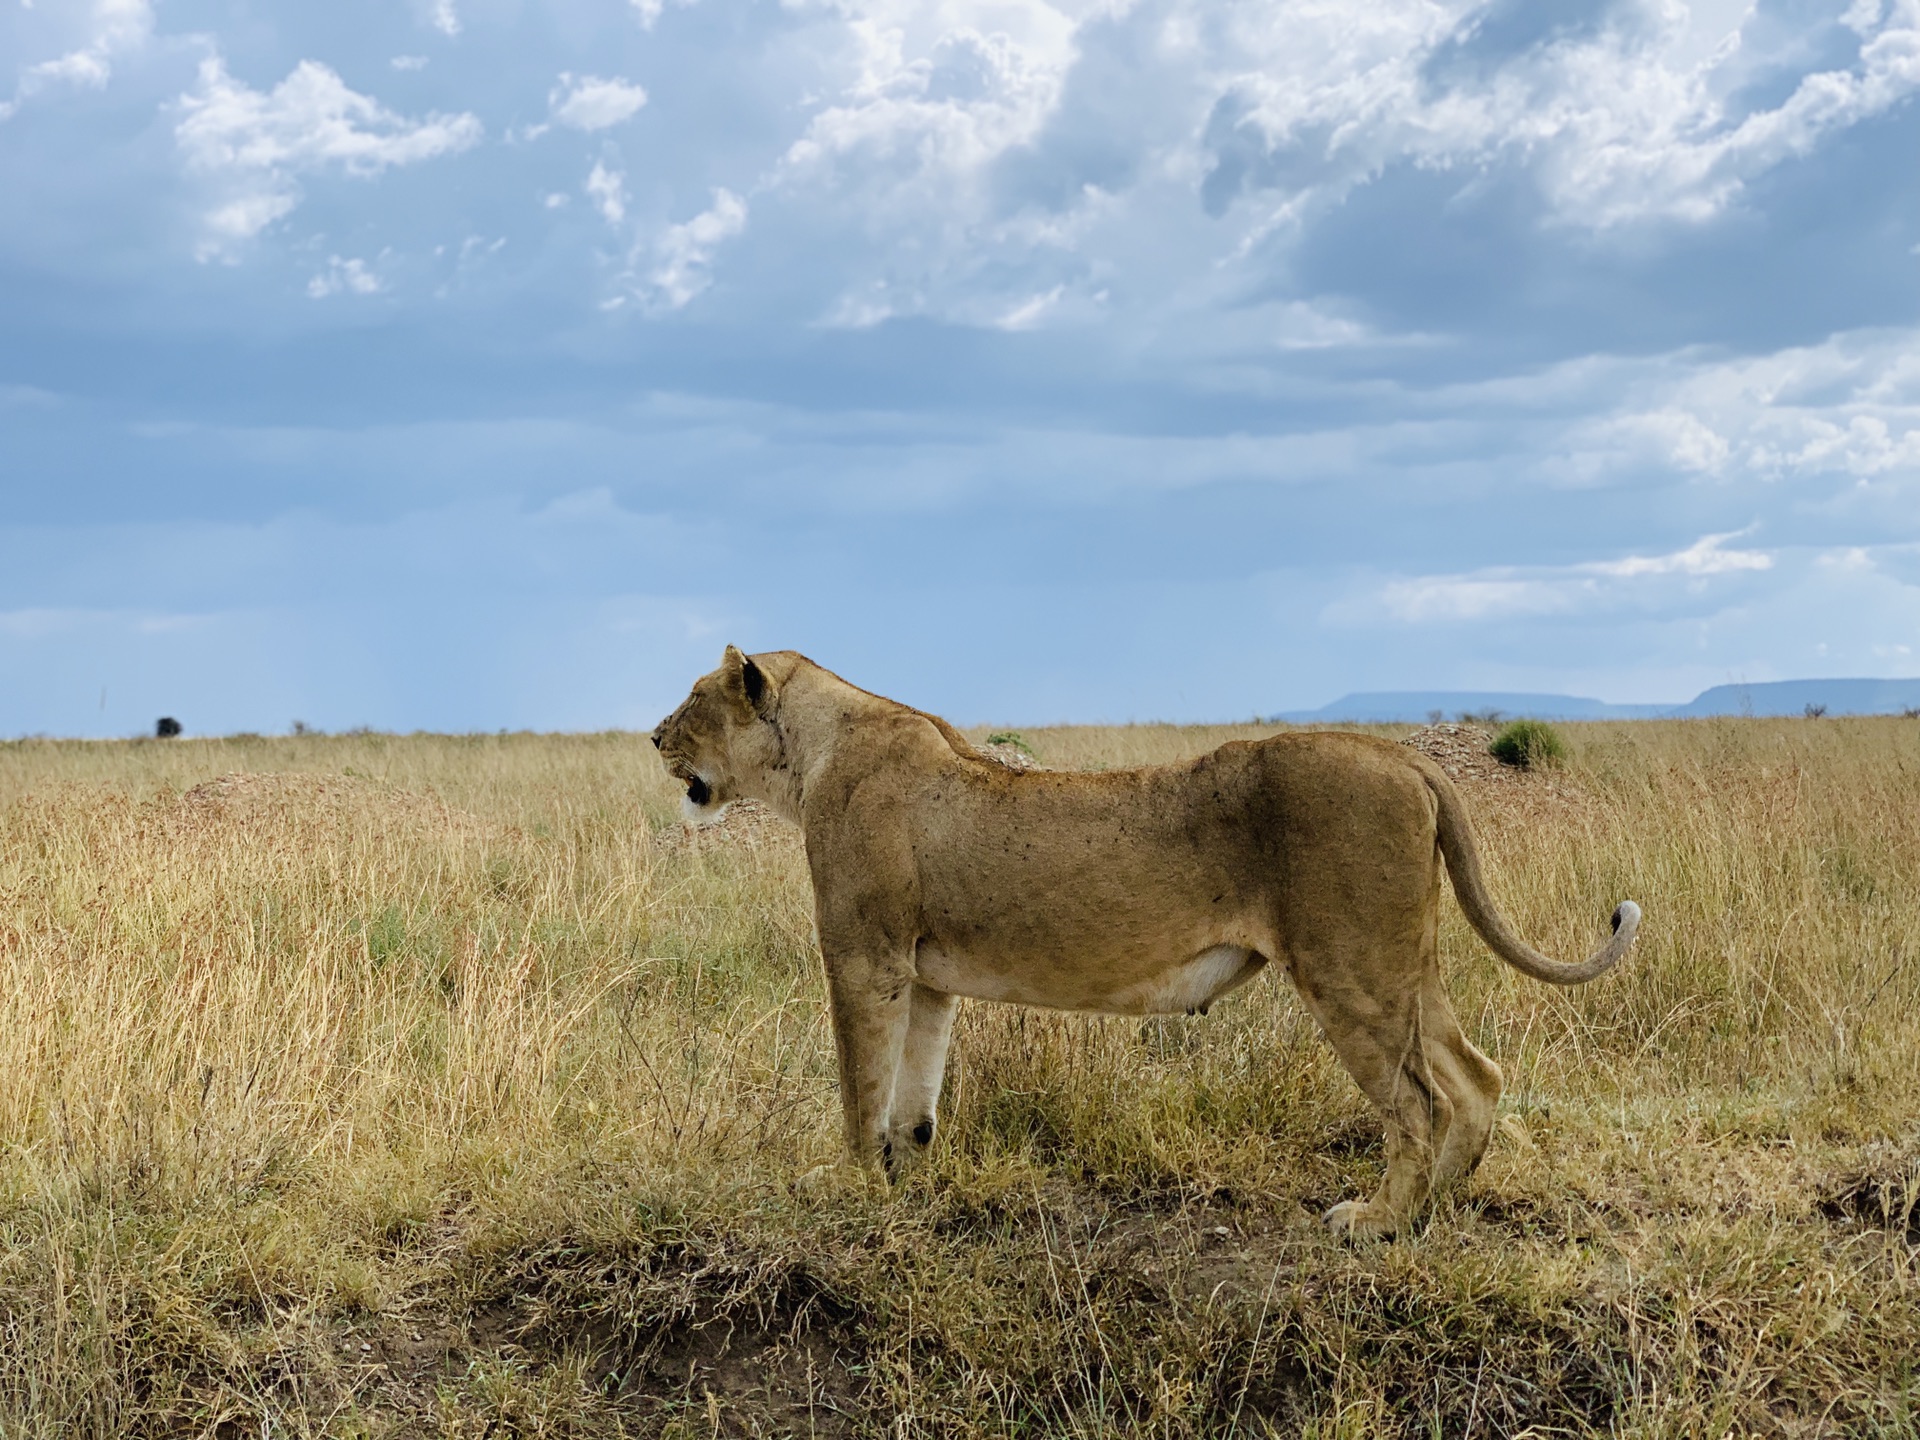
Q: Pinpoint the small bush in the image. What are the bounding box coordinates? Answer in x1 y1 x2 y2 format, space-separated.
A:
1489 718 1566 770
1805 703 1829 719
986 732 1033 754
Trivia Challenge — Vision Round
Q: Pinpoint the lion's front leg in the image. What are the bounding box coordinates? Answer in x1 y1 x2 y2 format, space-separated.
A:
822 950 915 1171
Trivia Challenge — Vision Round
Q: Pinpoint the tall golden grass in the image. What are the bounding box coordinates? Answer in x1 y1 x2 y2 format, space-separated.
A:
0 718 1915 1436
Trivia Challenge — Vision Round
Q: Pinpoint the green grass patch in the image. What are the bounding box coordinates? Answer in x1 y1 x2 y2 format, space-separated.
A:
1489 718 1568 770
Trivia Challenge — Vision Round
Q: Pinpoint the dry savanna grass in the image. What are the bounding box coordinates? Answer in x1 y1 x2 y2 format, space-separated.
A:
0 718 1917 1437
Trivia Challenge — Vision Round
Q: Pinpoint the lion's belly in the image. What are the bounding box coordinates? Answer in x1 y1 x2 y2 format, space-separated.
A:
914 939 1266 1016
1106 945 1266 1014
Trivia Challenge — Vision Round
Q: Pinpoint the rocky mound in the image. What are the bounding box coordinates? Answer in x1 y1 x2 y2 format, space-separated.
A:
161 771 501 842
653 797 796 855
975 741 1046 772
1398 723 1592 820
1398 723 1520 785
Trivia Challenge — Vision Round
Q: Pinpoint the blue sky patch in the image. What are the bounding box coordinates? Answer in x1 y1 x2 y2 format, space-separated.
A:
3 0 1918 735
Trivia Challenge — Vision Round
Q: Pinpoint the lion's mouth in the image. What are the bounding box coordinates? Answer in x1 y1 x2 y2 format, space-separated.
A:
661 754 715 809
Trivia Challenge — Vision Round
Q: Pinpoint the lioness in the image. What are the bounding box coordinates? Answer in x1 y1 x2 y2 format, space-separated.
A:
652 647 1640 1239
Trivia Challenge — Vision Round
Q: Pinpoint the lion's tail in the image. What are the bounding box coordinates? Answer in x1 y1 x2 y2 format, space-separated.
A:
1426 767 1640 986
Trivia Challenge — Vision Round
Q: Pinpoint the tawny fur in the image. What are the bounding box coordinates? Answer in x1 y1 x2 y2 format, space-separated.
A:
652 647 1641 1240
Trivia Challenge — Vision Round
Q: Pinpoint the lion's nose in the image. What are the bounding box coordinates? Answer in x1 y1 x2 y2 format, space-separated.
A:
649 727 663 750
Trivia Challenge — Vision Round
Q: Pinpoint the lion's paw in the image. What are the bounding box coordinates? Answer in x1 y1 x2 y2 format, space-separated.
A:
1321 1200 1396 1243
880 1122 937 1181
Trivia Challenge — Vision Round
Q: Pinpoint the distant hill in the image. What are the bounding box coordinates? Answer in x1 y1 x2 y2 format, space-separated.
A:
1278 691 1666 723
1283 678 1920 724
1678 679 1920 717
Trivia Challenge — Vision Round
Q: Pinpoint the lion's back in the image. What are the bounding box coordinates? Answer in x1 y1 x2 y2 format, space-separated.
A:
907 730 1441 943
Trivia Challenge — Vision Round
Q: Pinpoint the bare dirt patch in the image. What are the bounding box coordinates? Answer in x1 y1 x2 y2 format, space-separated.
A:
1818 1135 1920 1241
462 1236 868 1437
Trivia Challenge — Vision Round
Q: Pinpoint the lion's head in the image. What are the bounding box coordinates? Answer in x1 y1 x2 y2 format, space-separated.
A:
651 645 783 823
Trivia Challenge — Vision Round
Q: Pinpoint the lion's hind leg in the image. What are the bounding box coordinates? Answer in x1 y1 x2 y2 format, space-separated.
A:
1291 961 1453 1242
1424 982 1502 1191
886 983 959 1171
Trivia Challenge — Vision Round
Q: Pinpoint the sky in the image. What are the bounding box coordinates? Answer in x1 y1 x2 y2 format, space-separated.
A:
3 0 1919 735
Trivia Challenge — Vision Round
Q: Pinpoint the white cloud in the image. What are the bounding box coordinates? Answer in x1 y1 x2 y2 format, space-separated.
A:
585 161 627 224
1770 413 1920 478
780 19 1072 198
1587 530 1774 578
1 0 152 120
735 0 1905 334
1549 8 1920 226
1363 531 1775 624
156 0 1891 340
391 55 429 72
765 11 1088 326
722 0 1914 334
1373 575 1557 624
306 255 383 299
1204 0 1920 232
550 73 649 131
1574 330 1920 487
203 192 298 249
1606 408 1733 475
642 188 748 308
175 56 482 257
177 59 482 174
430 0 460 38
997 285 1063 331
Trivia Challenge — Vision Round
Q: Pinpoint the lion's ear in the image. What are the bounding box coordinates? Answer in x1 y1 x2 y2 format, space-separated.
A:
741 655 770 711
720 645 774 715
